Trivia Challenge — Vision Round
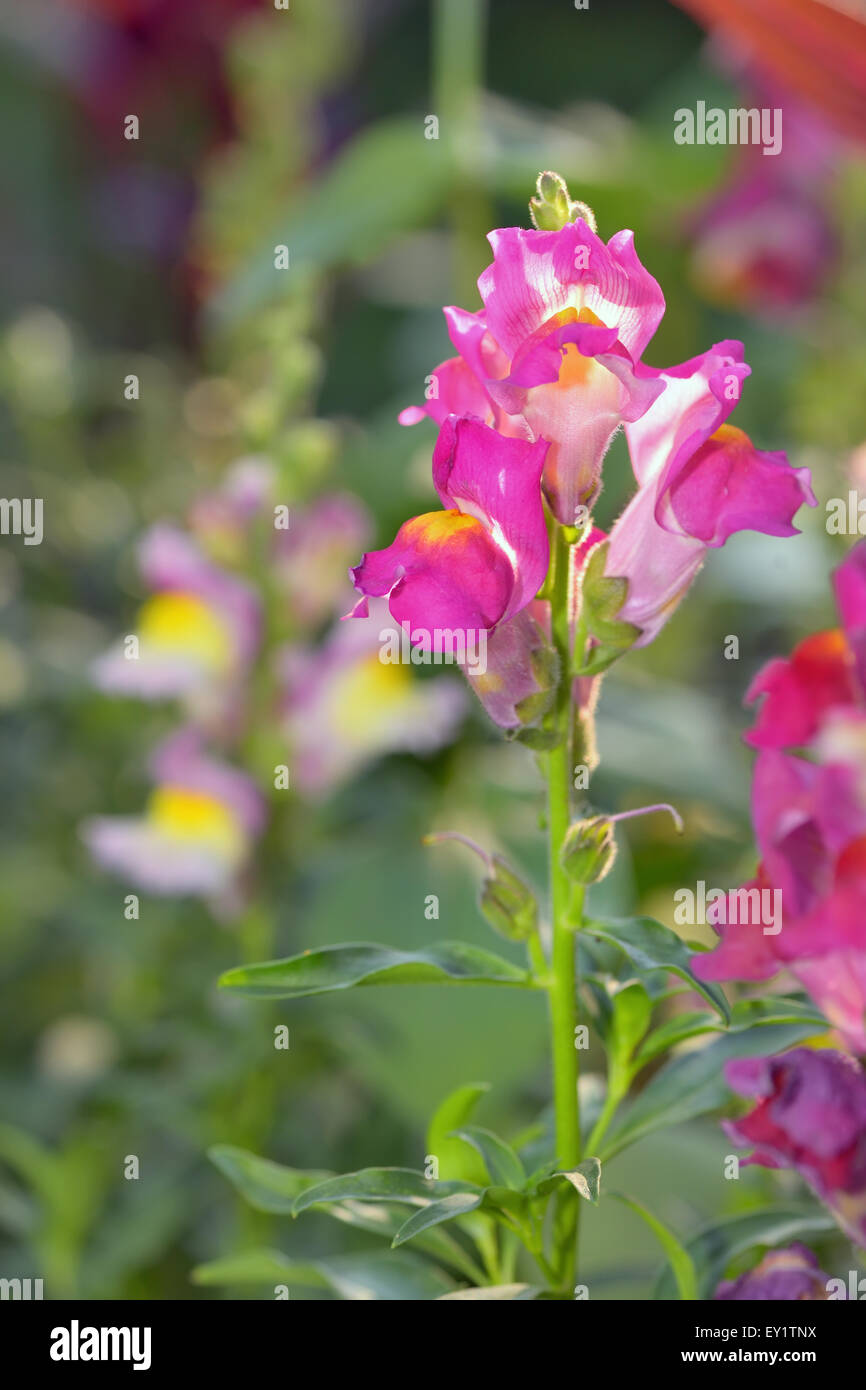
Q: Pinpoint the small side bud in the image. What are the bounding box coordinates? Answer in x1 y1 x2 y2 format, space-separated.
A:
480 855 539 941
424 832 539 942
561 815 617 886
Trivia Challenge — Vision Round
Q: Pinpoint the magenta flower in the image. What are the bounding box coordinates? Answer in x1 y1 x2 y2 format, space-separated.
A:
281 598 466 796
693 742 866 1051
723 1048 866 1248
715 1243 835 1300
399 220 665 523
689 83 840 316
92 523 260 708
747 543 866 751
82 728 266 900
349 416 549 647
694 545 866 1051
600 341 815 649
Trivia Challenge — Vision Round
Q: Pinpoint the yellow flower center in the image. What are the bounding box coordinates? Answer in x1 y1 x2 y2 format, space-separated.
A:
138 592 232 671
147 785 244 859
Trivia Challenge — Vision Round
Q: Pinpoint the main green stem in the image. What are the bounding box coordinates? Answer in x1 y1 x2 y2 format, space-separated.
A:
547 525 582 1291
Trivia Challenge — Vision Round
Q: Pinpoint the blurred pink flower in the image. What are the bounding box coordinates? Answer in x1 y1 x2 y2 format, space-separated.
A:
83 728 265 899
281 598 465 797
92 524 260 721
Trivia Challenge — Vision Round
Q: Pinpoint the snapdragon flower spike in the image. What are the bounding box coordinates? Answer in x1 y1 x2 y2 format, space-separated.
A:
92 523 260 703
281 597 465 797
599 341 815 650
723 1048 866 1248
348 416 549 650
747 543 866 750
82 728 265 900
692 744 866 1050
715 1244 835 1301
400 216 666 523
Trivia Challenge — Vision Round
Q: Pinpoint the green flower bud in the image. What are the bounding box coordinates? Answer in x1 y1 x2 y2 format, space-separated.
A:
529 171 597 233
479 855 539 942
561 815 617 886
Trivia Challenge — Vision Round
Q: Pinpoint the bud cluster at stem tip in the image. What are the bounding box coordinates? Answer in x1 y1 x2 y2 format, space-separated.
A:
529 171 598 233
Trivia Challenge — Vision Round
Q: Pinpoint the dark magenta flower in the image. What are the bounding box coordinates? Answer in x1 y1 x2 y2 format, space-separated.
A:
715 1243 835 1300
349 416 549 648
724 1048 866 1246
747 543 866 750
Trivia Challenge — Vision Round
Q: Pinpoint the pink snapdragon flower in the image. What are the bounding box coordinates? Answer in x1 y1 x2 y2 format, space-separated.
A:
83 728 265 900
598 341 815 651
281 598 465 796
92 523 260 713
349 416 549 648
724 1048 866 1248
693 546 866 1051
399 220 665 523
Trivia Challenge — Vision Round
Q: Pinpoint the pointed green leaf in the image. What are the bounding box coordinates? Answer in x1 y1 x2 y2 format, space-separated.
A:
438 1283 544 1300
609 1193 698 1301
426 1083 490 1187
391 1192 485 1248
583 917 730 1021
193 1247 455 1300
292 1167 477 1216
538 1157 601 1204
220 941 534 998
450 1127 526 1191
208 1145 330 1214
602 1022 822 1159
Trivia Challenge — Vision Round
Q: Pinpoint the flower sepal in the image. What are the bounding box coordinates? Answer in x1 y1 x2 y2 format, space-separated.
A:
576 541 640 675
424 832 539 942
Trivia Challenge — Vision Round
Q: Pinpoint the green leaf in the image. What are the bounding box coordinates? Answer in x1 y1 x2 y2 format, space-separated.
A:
538 1157 601 1204
391 1192 485 1248
437 1283 544 1300
634 1011 720 1068
609 1193 698 1301
220 941 534 999
583 917 730 1020
450 1127 526 1191
602 1022 822 1159
192 1247 455 1300
208 1145 329 1214
654 1207 836 1301
292 1167 476 1216
426 1082 490 1187
209 118 453 325
635 997 828 1071
609 981 653 1064
728 996 828 1031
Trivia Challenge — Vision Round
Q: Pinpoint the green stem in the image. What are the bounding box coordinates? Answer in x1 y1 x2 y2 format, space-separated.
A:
546 526 582 1291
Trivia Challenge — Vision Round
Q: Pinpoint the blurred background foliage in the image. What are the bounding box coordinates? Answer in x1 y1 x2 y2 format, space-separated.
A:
0 0 863 1298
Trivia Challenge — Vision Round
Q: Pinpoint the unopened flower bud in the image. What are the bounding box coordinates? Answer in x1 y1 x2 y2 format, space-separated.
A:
561 815 617 886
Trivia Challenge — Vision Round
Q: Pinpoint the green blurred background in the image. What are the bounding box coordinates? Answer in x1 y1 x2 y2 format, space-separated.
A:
1 0 863 1298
